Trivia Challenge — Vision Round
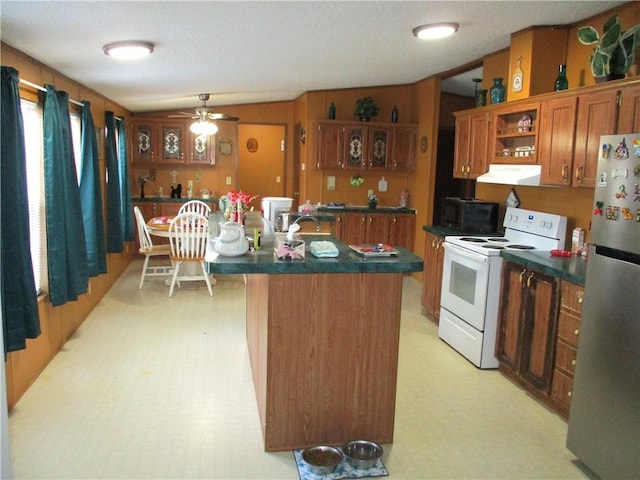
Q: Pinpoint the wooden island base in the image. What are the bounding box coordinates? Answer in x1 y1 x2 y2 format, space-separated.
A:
245 272 404 452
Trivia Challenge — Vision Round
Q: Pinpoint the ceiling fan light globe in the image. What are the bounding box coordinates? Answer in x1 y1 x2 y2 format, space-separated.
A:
190 120 218 136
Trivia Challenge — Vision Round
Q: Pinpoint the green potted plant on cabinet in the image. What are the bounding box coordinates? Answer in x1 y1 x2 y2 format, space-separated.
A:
354 97 379 121
577 14 640 82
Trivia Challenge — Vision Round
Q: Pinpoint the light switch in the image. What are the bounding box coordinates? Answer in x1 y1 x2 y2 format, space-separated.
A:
327 175 336 191
276 176 281 183
226 176 232 185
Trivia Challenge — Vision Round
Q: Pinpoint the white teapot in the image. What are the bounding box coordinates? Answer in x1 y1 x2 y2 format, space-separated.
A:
214 221 249 256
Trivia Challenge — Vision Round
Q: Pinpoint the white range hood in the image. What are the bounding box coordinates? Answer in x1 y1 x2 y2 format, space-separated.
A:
476 164 541 186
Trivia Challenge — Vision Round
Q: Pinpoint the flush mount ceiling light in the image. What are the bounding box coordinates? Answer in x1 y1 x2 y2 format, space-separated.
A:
412 23 459 40
103 41 154 59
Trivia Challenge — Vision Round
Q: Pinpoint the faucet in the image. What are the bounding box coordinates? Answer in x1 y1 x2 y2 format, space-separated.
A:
293 214 322 232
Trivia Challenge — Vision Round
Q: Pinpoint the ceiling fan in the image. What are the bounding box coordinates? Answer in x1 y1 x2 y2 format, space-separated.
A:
169 93 239 121
168 93 238 135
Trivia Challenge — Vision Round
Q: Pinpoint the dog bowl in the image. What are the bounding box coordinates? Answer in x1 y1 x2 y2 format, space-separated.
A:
342 440 383 469
301 445 344 475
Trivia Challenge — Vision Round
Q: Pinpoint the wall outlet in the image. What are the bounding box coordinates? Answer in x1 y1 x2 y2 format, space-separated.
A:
276 176 281 183
327 175 336 191
187 180 194 189
226 176 232 185
368 189 374 197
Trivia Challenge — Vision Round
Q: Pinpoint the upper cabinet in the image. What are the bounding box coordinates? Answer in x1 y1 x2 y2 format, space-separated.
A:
617 84 640 134
571 89 619 188
132 118 215 166
316 121 416 171
538 97 577 185
453 111 489 179
452 79 640 186
491 103 539 164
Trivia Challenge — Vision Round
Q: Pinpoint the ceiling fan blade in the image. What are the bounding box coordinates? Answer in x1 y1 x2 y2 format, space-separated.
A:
167 112 198 119
208 112 239 121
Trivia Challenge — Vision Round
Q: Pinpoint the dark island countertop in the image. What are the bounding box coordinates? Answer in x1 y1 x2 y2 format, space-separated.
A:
205 234 423 275
500 250 588 286
318 206 416 214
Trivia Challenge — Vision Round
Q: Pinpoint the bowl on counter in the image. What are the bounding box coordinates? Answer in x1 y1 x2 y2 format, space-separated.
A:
301 445 344 475
342 440 383 469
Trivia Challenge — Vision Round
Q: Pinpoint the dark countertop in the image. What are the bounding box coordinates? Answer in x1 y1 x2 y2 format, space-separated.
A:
205 234 423 275
500 250 588 286
317 206 416 214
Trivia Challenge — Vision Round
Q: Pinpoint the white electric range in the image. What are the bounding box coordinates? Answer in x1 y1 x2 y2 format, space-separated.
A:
438 207 567 368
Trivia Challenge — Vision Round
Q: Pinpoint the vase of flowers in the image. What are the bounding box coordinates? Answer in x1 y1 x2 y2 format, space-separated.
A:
225 189 258 225
138 172 152 198
368 192 378 209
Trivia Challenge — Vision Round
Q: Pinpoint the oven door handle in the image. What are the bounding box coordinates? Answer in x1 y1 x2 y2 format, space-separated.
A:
443 242 490 263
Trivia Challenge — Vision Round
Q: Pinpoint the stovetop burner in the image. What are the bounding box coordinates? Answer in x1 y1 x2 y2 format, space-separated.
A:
507 244 535 250
460 237 488 243
483 245 505 250
488 237 509 242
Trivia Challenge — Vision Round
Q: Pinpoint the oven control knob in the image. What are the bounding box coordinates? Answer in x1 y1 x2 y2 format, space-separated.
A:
540 220 547 228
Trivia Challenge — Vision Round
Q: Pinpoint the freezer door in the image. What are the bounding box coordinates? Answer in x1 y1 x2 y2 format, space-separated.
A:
566 247 640 478
591 134 640 255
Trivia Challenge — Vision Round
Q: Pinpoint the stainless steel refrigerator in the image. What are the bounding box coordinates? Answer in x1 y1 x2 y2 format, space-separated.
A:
566 134 640 478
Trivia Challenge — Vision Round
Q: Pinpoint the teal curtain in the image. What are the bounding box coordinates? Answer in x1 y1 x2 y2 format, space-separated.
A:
118 119 134 241
104 111 123 252
43 85 88 306
1 66 40 353
79 101 106 277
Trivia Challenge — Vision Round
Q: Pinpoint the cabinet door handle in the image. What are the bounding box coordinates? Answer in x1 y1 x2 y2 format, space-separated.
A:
561 164 568 181
575 164 584 183
526 272 534 287
574 329 580 336
519 269 527 284
571 359 576 366
568 391 572 397
577 296 583 304
432 238 437 248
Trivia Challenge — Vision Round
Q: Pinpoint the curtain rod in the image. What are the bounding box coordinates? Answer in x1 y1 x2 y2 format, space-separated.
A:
19 78 124 120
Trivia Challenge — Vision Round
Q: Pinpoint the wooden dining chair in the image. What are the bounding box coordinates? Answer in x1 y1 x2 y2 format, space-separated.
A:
167 212 213 297
133 206 173 289
178 200 211 217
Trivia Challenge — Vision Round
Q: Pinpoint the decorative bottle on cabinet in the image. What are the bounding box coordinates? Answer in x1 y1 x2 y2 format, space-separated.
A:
554 64 569 91
490 78 506 104
391 106 398 123
328 102 336 119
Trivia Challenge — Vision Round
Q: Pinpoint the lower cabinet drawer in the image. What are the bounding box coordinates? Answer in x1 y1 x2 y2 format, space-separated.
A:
554 339 577 375
557 309 580 347
551 368 573 410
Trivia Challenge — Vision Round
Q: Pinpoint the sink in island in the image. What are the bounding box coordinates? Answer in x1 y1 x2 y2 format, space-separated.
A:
205 235 423 451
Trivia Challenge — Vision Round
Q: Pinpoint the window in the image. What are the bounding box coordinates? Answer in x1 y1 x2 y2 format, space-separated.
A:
21 99 45 294
70 109 81 180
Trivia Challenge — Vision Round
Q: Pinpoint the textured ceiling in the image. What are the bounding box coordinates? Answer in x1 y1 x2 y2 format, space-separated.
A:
0 1 623 112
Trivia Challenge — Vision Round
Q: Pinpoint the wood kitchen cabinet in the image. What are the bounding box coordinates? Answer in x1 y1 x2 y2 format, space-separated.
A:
333 211 414 249
496 261 559 394
616 83 640 134
572 88 619 187
390 125 417 171
132 118 214 165
550 281 584 418
538 97 578 185
421 231 444 322
315 121 416 171
491 103 539 164
453 110 489 179
389 214 415 250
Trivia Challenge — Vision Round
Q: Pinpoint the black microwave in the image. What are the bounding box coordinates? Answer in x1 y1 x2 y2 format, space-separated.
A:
440 197 499 233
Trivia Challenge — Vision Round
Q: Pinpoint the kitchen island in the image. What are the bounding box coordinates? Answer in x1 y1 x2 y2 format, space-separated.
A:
205 235 422 451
